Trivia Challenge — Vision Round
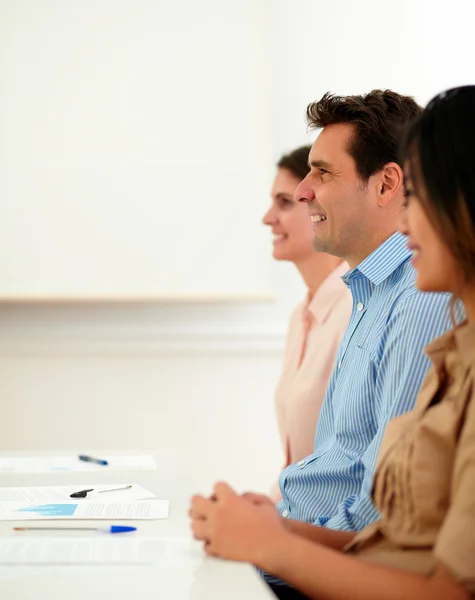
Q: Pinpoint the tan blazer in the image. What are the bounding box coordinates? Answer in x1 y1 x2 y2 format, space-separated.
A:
346 322 475 596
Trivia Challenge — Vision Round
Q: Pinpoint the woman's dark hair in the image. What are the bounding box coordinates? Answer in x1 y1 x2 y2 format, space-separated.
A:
400 85 475 284
277 145 312 181
306 90 422 180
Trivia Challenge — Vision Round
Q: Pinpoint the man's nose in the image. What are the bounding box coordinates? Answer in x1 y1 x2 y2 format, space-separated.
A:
295 177 314 204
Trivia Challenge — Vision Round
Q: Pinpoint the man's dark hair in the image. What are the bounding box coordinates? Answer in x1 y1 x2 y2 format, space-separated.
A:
306 90 423 180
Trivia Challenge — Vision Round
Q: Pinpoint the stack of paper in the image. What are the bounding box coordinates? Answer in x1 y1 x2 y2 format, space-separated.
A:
0 454 157 473
0 485 169 521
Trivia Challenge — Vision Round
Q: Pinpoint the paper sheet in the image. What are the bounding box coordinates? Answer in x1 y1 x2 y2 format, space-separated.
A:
0 537 180 565
0 500 169 521
0 484 156 504
0 454 156 473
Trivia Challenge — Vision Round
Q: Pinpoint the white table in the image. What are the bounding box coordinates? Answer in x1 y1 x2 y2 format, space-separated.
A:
0 450 275 600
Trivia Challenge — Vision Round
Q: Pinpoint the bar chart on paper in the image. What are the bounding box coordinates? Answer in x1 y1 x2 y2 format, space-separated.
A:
17 504 78 517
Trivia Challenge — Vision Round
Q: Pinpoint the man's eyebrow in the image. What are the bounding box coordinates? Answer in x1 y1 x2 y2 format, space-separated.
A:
309 159 332 170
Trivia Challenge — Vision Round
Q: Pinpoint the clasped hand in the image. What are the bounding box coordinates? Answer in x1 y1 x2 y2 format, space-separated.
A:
189 482 287 565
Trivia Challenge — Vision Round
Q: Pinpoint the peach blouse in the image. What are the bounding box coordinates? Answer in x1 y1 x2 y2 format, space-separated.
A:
272 262 351 499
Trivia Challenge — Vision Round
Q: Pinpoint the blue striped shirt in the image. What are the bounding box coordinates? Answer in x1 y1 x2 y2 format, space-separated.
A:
266 233 457 586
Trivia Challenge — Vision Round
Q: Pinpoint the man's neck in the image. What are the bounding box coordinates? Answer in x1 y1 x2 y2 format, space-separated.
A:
345 231 398 271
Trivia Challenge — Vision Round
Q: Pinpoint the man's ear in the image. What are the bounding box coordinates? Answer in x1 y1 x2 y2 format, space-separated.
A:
376 162 404 207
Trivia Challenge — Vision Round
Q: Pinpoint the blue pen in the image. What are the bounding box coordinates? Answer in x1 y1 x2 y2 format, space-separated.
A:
78 454 108 466
14 526 136 534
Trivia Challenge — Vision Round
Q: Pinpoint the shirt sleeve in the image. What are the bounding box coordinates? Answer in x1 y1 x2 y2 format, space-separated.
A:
317 291 452 531
433 381 475 594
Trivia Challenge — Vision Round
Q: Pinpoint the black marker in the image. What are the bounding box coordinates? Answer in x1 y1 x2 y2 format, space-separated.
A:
78 454 108 466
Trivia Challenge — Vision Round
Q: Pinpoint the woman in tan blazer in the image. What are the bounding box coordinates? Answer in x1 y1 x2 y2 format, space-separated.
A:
190 86 475 600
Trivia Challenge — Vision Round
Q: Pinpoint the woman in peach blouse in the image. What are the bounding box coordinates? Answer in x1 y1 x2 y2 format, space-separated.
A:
263 147 351 497
191 86 475 599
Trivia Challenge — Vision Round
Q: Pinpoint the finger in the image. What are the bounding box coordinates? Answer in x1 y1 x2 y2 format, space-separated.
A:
242 492 272 506
188 506 207 520
190 494 207 506
204 541 219 558
190 495 213 517
242 492 264 501
213 481 235 500
191 519 209 541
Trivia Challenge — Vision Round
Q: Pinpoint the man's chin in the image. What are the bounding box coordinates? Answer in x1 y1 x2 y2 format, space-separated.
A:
312 238 329 254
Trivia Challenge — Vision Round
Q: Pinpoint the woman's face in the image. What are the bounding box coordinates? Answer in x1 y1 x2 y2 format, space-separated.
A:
263 168 315 263
400 168 460 293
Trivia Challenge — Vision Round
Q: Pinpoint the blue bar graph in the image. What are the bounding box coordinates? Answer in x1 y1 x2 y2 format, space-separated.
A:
17 504 78 517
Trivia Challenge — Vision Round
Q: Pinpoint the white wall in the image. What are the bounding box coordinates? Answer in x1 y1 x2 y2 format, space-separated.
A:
0 0 273 300
0 327 284 493
1 0 474 494
0 299 296 493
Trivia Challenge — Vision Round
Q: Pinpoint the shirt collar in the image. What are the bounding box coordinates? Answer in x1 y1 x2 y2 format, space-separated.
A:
305 261 349 325
344 232 412 287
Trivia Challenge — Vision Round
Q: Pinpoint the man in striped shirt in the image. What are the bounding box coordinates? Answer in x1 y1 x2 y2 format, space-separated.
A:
190 90 458 597
265 91 458 594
